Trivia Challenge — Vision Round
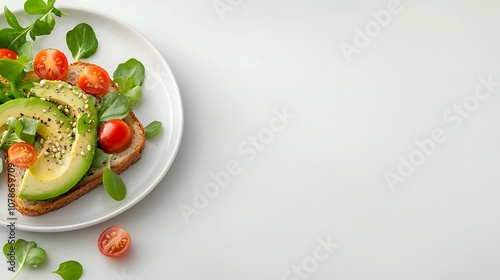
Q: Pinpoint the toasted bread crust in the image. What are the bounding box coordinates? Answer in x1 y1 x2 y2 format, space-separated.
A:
4 62 146 216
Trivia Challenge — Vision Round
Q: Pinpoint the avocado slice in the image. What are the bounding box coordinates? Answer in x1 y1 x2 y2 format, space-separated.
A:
0 80 98 200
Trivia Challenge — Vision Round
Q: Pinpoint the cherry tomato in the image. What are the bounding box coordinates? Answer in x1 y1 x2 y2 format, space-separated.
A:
33 48 69 80
7 142 38 168
0 48 17 60
78 64 110 95
98 226 131 258
98 119 133 154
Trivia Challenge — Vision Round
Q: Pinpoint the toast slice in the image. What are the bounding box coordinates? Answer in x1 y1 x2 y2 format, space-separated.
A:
4 62 146 216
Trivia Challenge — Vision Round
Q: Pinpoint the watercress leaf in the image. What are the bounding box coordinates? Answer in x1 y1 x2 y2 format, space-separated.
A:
15 239 36 264
113 58 145 91
9 80 28 99
25 247 46 268
8 116 21 130
66 23 98 61
77 113 90 134
145 120 162 138
1 133 23 149
24 0 51 15
52 7 63 17
20 117 39 144
31 15 55 37
0 28 23 49
53 260 83 280
123 85 141 106
3 242 14 260
0 56 26 81
103 167 127 201
12 117 24 139
98 91 130 122
91 148 109 168
112 77 134 93
47 0 56 8
18 41 33 71
4 6 23 30
0 93 11 103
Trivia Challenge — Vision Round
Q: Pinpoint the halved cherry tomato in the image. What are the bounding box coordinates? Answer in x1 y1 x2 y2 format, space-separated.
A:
98 119 133 154
7 142 38 168
0 48 17 60
78 64 110 95
98 226 131 258
33 48 69 80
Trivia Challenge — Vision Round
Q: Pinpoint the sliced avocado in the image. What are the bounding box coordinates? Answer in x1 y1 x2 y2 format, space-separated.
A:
0 80 98 200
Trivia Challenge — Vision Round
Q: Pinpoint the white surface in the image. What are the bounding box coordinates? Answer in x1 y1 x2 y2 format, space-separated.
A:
1 0 500 279
0 8 183 232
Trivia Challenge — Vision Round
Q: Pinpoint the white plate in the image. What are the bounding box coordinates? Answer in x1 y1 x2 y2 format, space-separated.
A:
0 7 183 232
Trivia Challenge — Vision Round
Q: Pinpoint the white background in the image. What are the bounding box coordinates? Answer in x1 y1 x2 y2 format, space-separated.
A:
1 0 500 279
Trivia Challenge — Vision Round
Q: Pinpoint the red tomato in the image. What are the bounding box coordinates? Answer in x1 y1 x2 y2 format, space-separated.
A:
33 48 69 80
0 48 17 60
7 142 38 168
78 64 110 95
98 119 133 154
98 226 131 258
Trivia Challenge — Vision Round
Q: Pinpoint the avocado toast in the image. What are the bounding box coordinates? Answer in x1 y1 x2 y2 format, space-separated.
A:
2 62 146 216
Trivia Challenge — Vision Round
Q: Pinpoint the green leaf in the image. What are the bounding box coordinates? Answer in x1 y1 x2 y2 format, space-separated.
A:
145 121 162 138
52 260 83 280
0 27 26 52
16 239 46 267
25 247 46 268
3 239 47 280
91 148 109 168
66 23 98 61
20 117 39 144
0 117 39 149
24 0 51 15
76 112 90 134
3 242 14 260
4 6 23 30
18 42 33 71
113 58 145 106
98 91 130 122
0 0 63 53
103 166 127 201
123 85 141 106
31 15 56 38
0 56 27 81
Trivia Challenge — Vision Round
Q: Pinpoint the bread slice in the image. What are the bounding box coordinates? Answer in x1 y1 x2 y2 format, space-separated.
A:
4 62 146 216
